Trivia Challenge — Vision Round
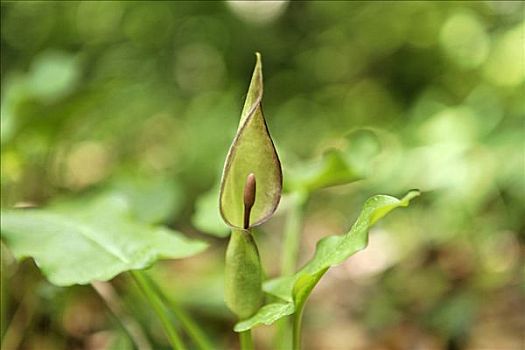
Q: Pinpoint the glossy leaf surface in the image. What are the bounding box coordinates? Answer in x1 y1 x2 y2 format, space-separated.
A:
0 195 208 286
220 53 282 229
234 302 294 332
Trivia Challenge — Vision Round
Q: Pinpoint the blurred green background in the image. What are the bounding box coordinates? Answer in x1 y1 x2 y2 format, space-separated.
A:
1 1 524 349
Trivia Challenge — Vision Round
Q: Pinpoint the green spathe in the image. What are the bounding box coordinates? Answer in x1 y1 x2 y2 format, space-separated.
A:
221 53 282 321
219 53 282 229
225 229 264 319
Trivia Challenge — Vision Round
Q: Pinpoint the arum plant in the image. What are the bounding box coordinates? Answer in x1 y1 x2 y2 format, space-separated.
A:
1 52 420 350
217 53 419 350
220 53 282 349
219 53 282 350
235 190 420 349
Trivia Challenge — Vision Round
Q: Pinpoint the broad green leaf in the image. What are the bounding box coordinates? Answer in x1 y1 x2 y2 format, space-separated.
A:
220 53 282 229
287 149 362 193
235 190 419 330
192 184 229 237
267 190 420 301
234 302 294 332
0 195 208 286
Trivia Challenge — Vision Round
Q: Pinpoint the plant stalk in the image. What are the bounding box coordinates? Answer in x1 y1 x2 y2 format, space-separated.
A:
292 269 327 350
1 289 36 350
239 330 254 350
0 246 7 343
281 191 308 276
131 271 187 350
292 307 304 350
276 191 308 349
146 275 214 350
92 281 152 350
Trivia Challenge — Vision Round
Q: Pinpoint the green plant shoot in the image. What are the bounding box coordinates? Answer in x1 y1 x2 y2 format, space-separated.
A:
220 53 282 349
219 52 282 230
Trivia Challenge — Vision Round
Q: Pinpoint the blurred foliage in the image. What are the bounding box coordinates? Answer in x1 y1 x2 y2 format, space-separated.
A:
1 1 524 349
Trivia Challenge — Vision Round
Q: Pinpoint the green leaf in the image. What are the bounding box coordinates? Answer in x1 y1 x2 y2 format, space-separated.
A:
234 302 294 332
192 184 229 237
267 190 420 301
232 271 325 332
0 194 208 286
292 269 327 310
287 149 362 193
235 190 419 330
220 53 282 229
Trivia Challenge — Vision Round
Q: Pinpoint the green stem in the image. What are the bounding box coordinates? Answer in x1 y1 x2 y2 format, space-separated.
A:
91 281 152 350
239 330 254 350
1 245 7 342
131 271 187 350
281 192 308 276
1 289 36 350
292 306 304 350
276 192 308 349
146 276 214 350
291 269 327 350
274 318 290 350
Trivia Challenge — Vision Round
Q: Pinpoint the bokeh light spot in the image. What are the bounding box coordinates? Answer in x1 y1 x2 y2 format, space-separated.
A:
440 10 489 69
226 0 288 25
174 44 226 94
65 141 112 189
483 22 525 87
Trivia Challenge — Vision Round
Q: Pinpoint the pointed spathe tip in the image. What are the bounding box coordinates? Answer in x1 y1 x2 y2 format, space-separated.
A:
254 52 262 69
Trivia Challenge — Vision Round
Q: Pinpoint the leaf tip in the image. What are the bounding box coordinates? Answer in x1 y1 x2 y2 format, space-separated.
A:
253 52 263 81
233 323 246 333
402 189 421 204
